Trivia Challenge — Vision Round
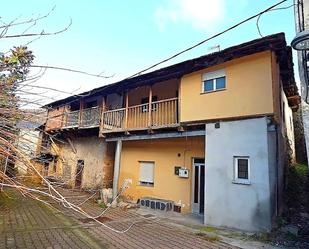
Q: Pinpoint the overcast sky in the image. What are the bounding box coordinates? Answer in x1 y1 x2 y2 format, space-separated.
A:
2 0 298 106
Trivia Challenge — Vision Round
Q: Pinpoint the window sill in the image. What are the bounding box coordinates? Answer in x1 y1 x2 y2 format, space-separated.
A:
139 182 154 187
232 179 251 185
200 88 226 95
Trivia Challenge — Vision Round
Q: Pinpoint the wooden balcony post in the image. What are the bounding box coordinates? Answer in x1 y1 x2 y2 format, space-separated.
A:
125 91 129 130
100 96 106 132
78 99 84 127
177 79 181 123
148 85 152 127
63 105 69 128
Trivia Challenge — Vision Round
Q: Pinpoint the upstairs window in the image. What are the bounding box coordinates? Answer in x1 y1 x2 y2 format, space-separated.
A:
233 156 250 184
202 69 226 93
141 96 158 112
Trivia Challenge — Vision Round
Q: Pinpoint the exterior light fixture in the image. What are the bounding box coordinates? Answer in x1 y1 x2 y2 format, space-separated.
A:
291 30 309 50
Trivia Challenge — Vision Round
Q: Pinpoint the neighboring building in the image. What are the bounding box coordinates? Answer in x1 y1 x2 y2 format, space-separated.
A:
15 110 46 176
40 33 299 231
294 0 309 165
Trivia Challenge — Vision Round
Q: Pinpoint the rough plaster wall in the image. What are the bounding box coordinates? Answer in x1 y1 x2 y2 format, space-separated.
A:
46 105 68 130
205 117 272 231
60 136 106 189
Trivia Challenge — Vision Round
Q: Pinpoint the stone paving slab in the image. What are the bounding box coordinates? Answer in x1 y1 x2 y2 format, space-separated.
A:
0 189 106 249
0 187 239 249
52 187 239 249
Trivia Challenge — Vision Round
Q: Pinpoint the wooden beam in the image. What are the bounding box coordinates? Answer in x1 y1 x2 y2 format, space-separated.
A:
177 79 181 123
78 99 84 127
125 92 129 130
106 129 205 142
148 85 152 127
100 96 106 133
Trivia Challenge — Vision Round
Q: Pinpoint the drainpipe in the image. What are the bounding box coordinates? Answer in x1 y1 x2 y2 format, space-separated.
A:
112 139 122 198
275 124 279 216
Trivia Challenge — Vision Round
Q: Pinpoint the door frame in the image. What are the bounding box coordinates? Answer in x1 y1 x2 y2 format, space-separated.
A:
191 158 205 215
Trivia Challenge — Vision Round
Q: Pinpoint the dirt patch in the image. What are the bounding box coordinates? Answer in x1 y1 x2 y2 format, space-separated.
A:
79 216 112 223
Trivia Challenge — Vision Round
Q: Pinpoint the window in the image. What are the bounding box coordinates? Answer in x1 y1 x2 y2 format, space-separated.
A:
139 161 154 186
202 69 226 93
233 157 250 184
141 96 158 112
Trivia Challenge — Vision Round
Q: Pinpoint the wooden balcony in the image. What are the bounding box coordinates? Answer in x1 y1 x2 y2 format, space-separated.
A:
46 106 101 131
101 97 179 133
46 98 179 133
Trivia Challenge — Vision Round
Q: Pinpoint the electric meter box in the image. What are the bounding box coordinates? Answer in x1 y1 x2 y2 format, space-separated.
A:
178 168 189 178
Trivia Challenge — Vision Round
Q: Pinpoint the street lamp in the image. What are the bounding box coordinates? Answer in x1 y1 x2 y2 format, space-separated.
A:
291 30 309 50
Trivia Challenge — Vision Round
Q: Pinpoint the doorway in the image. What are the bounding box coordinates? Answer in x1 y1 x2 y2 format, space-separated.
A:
192 158 205 214
75 160 84 188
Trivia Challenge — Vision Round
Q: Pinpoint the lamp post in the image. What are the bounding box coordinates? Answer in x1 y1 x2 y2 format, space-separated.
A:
291 30 309 50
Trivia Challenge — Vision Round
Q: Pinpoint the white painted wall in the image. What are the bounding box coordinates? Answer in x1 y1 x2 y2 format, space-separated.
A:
205 117 273 231
282 89 296 161
16 129 40 175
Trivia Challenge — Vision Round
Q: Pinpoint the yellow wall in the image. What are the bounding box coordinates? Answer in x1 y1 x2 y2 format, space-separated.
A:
118 137 205 213
271 51 282 123
180 51 274 122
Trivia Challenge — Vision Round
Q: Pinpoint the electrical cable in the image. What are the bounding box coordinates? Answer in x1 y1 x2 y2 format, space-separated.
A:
256 3 295 38
127 0 288 79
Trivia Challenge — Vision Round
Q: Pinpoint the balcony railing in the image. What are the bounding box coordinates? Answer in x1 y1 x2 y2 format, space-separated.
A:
102 108 125 131
80 106 101 127
64 110 79 128
101 97 178 132
46 98 179 132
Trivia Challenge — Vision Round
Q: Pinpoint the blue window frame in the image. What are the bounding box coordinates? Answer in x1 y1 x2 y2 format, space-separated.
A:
216 77 226 89
204 80 214 92
203 76 226 92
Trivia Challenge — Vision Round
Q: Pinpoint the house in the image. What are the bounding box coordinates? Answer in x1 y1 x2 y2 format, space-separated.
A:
39 33 300 231
14 110 46 177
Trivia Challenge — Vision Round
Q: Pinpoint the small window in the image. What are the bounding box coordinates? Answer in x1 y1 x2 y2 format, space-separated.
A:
139 161 154 186
233 157 250 184
202 70 226 93
141 96 158 112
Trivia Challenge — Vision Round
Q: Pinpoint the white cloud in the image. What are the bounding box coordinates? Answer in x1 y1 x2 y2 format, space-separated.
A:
154 0 227 31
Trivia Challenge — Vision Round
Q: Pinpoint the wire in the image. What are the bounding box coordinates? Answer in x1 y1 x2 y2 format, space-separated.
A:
45 0 290 109
256 3 295 38
127 0 288 79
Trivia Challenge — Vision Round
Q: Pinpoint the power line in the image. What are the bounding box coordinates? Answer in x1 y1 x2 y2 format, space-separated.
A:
256 3 295 38
127 0 288 79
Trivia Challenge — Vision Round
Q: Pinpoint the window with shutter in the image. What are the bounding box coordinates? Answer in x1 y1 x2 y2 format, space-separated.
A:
202 69 226 93
139 161 154 186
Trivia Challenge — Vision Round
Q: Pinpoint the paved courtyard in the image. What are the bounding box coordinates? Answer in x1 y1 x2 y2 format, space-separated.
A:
0 188 238 249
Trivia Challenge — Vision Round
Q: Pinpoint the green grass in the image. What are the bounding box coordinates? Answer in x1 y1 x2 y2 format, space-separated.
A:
285 163 309 212
196 232 221 242
98 202 107 209
0 191 17 209
199 226 217 233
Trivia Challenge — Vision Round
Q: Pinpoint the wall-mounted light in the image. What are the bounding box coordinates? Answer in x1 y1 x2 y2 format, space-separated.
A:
291 30 309 50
